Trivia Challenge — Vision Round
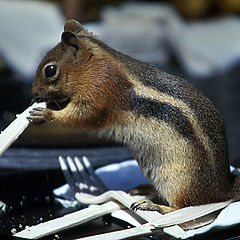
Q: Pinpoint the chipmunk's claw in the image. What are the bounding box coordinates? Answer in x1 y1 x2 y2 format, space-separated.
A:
131 199 159 211
28 107 47 124
131 200 175 214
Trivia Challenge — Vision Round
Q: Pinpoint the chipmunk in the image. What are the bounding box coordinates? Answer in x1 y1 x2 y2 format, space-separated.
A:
30 19 240 214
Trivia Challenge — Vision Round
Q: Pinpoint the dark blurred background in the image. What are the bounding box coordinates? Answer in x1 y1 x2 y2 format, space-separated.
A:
0 0 240 164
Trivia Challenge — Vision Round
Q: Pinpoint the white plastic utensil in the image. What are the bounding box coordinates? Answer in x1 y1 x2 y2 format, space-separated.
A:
72 200 233 240
0 102 46 157
14 201 123 239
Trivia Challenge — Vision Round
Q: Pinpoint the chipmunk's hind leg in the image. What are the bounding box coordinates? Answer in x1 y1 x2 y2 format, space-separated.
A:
130 199 177 214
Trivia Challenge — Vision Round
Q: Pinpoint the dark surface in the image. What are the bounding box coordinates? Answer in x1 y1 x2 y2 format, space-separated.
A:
0 147 132 170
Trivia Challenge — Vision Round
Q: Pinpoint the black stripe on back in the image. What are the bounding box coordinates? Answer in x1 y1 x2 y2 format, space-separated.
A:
130 95 195 140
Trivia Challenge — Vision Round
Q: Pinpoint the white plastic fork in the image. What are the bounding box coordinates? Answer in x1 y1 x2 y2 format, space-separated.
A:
59 155 151 219
59 156 157 221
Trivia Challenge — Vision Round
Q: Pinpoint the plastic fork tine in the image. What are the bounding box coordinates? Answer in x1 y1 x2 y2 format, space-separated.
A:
66 156 85 187
66 156 77 172
73 157 92 187
66 156 92 194
81 156 108 192
74 156 106 195
59 156 79 194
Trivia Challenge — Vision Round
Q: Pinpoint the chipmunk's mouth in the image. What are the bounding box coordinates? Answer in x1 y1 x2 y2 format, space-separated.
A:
46 96 71 111
32 95 71 111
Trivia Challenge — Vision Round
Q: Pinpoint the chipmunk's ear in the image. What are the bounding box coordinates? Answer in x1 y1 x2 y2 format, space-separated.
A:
61 31 79 55
64 19 96 38
64 19 83 33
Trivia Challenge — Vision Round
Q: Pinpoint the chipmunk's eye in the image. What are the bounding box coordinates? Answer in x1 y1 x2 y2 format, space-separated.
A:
45 64 57 78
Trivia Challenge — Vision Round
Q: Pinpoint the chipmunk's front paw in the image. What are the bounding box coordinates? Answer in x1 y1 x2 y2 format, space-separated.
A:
130 200 175 214
28 107 50 124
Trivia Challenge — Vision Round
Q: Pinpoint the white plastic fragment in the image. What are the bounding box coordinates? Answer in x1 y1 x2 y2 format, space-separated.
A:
0 102 46 157
14 201 121 239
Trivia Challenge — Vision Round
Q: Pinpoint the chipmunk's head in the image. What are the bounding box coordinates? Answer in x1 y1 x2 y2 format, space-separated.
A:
32 19 131 129
32 19 98 111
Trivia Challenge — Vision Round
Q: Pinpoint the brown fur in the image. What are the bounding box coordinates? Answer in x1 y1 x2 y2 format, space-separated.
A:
30 19 239 213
